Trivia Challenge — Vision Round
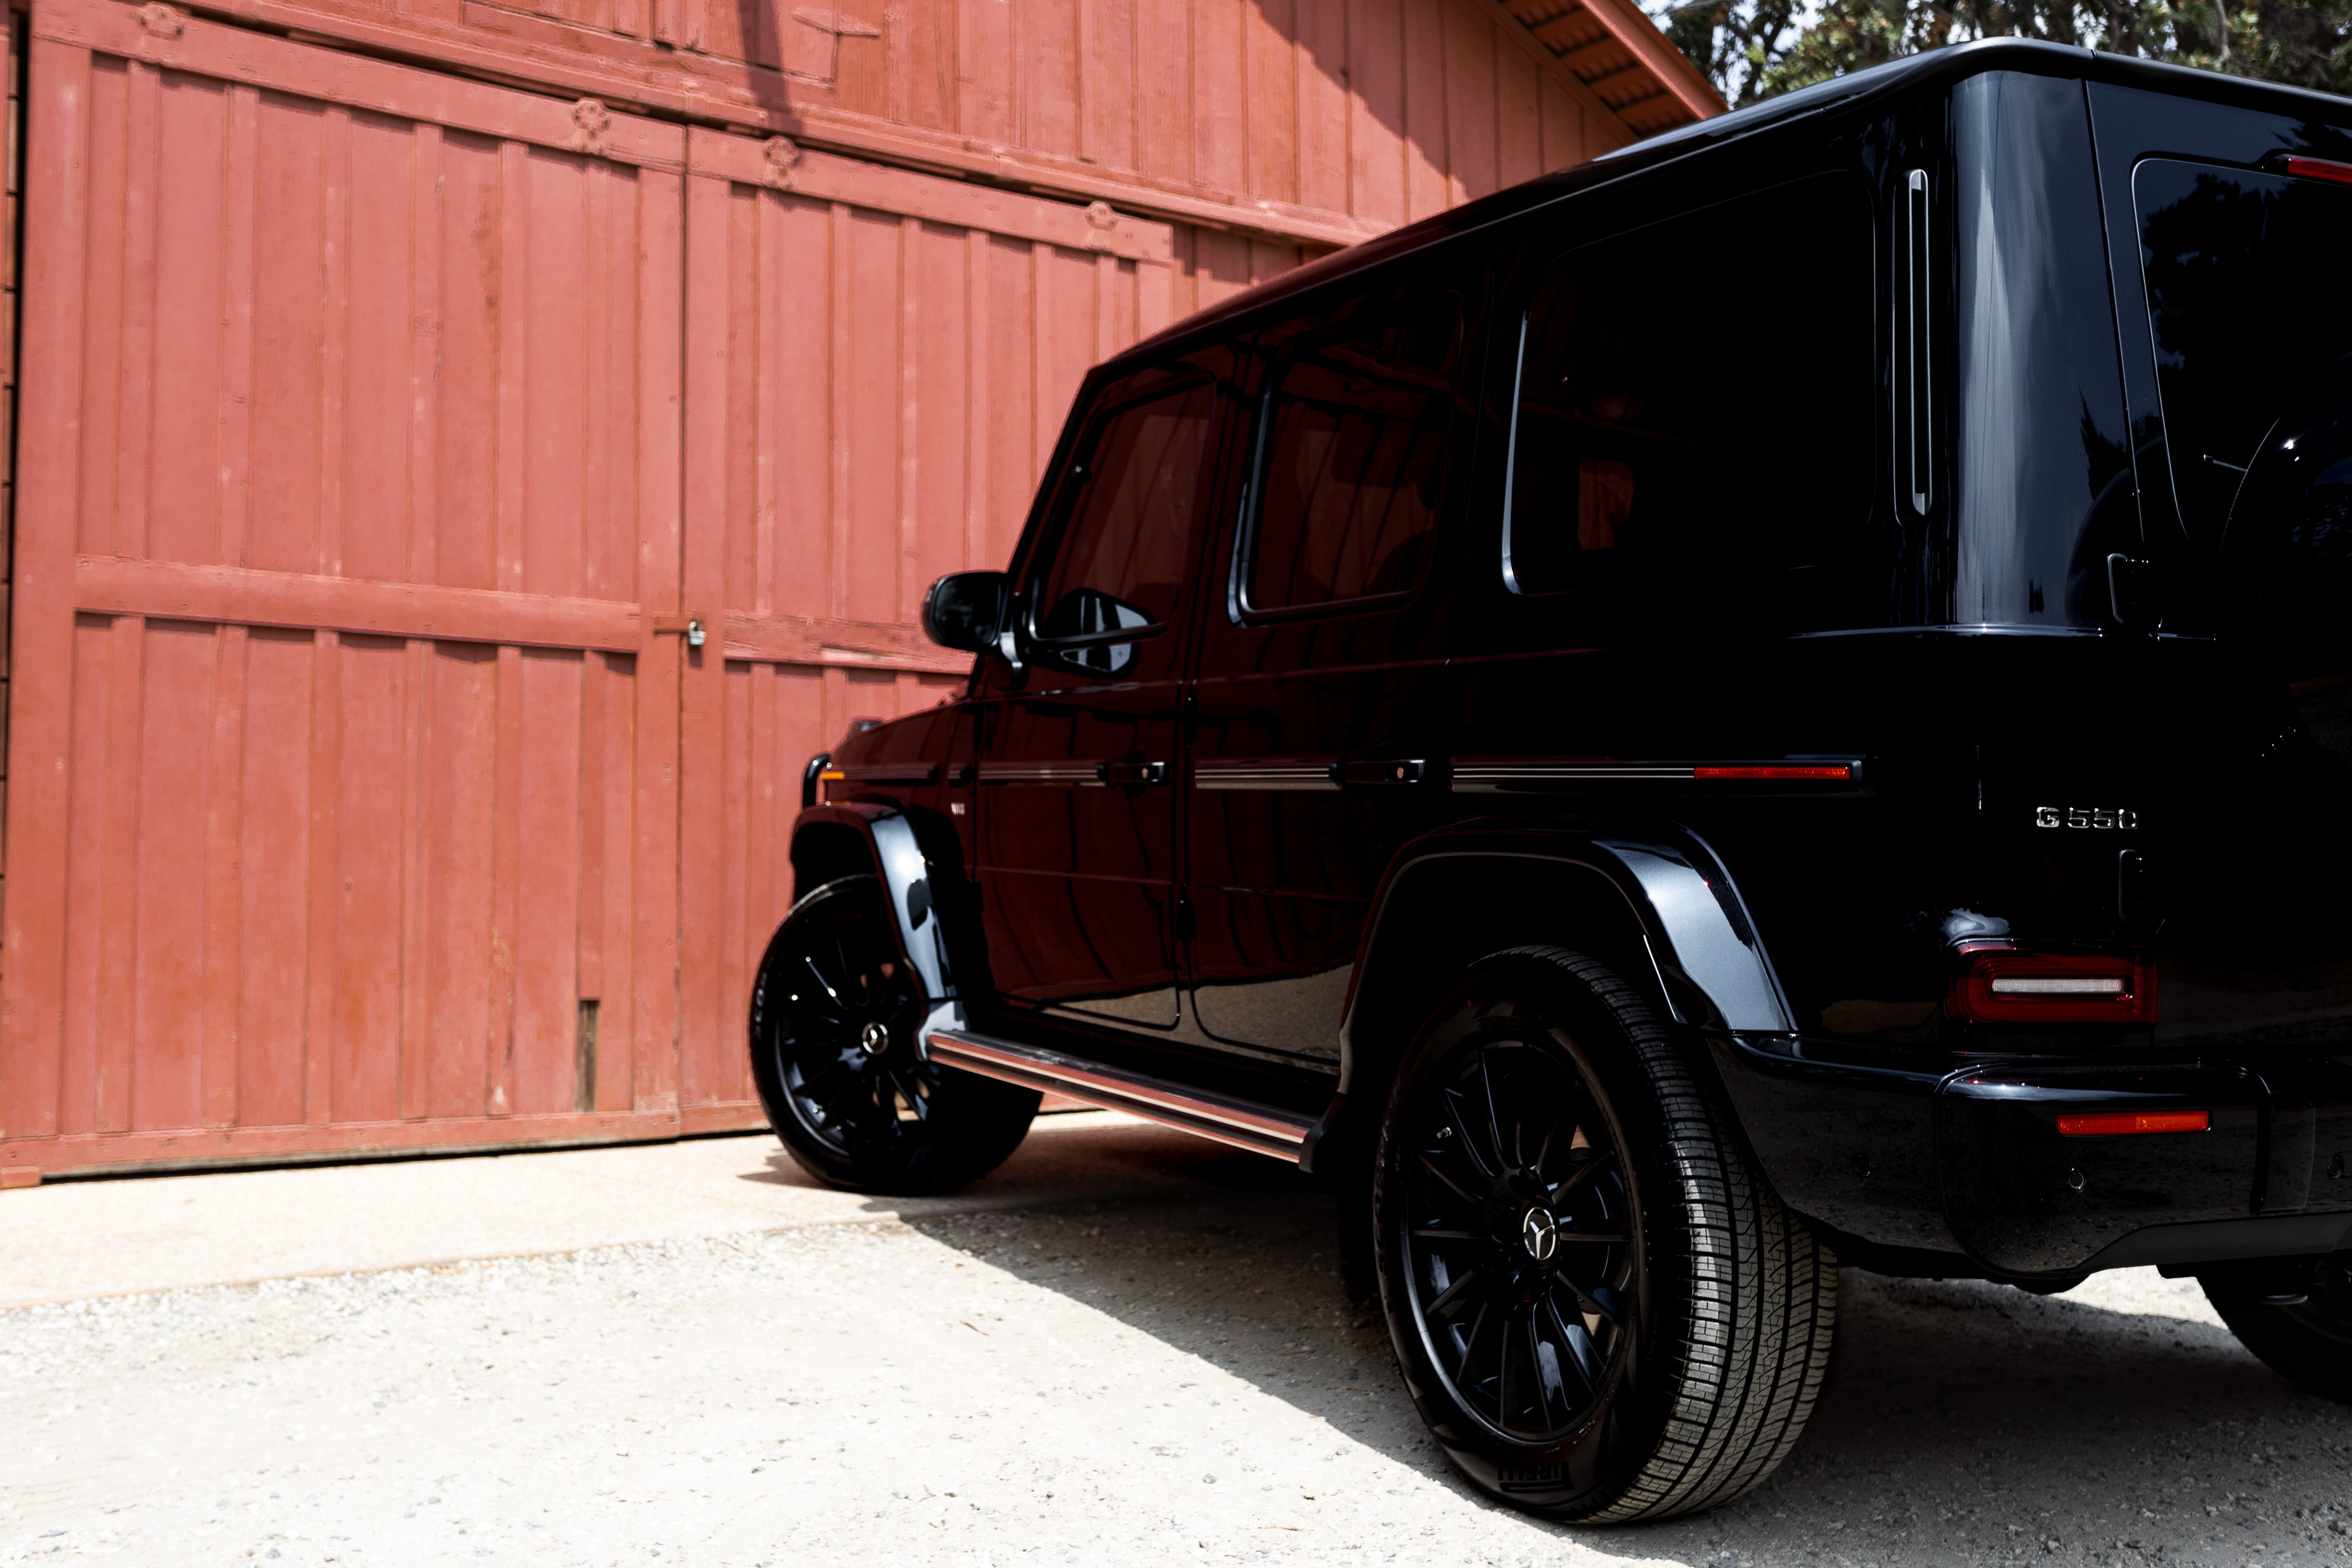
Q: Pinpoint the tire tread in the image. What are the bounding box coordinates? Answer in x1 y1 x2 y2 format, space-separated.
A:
1490 947 1836 1523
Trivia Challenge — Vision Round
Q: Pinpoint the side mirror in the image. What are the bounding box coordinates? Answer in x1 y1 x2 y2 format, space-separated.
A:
921 570 1009 654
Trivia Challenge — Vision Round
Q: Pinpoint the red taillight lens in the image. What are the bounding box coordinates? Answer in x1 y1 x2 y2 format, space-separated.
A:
2058 1109 2209 1137
1692 764 1852 781
2272 154 2352 187
1947 945 2157 1023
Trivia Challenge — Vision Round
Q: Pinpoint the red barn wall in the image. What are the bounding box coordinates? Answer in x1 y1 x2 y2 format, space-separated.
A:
0 0 1707 1175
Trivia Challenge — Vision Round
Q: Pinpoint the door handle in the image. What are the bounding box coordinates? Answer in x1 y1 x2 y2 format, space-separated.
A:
1098 760 1168 786
1336 758 1428 786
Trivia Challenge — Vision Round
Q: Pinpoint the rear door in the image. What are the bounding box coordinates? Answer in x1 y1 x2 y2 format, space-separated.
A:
2091 84 2352 1205
1181 282 1474 1066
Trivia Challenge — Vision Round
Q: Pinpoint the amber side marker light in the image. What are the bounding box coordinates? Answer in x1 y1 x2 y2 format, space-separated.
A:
2272 154 2352 186
2058 1110 2210 1137
1692 764 1853 781
1948 943 2158 1023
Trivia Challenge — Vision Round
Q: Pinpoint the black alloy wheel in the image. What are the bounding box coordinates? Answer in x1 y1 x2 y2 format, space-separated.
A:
1398 1034 1636 1445
1372 946 1837 1522
2204 1251 2352 1403
749 874 1039 1194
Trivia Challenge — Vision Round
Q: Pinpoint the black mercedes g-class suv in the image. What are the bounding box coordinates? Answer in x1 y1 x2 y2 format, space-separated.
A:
750 38 2352 1520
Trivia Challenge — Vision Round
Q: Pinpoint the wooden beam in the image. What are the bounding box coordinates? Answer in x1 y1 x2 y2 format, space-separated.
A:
1565 0 1727 121
1470 0 1642 152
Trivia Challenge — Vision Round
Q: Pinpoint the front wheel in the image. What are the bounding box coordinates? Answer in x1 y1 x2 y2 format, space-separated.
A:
749 874 1039 1194
1371 946 1836 1521
2203 1252 2352 1402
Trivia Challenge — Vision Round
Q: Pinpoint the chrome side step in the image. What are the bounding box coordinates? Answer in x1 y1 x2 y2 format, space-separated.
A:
926 1028 1317 1162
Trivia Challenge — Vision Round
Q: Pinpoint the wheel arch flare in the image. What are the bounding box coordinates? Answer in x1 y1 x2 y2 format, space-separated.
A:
1337 825 1796 1099
788 802 965 1040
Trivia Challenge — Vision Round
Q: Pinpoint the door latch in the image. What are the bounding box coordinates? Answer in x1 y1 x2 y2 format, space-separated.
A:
652 614 707 649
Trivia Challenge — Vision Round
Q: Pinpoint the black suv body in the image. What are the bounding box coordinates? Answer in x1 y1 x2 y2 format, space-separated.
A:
752 39 2352 1520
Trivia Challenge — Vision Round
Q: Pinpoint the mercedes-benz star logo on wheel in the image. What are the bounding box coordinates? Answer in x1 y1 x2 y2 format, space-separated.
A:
859 1022 890 1057
1521 1206 1558 1262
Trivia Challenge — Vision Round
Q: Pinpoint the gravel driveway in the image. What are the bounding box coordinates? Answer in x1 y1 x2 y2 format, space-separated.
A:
3 1128 2348 1567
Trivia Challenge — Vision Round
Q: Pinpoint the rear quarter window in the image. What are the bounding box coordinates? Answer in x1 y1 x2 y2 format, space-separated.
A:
1502 173 1881 636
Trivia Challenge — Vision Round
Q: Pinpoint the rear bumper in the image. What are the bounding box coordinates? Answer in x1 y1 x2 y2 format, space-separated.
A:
1713 1031 2352 1279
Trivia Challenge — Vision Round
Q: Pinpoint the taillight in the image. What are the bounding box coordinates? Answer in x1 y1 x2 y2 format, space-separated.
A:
1947 942 2157 1023
2057 1109 2208 1136
1692 764 1853 781
2270 154 2352 187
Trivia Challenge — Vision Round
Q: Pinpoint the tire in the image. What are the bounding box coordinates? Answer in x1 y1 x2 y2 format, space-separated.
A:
2202 1252 2352 1403
749 874 1040 1194
1370 945 1836 1522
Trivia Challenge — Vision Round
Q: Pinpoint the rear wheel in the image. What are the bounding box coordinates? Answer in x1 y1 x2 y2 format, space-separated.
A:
749 874 1039 1194
1372 946 1836 1521
2203 1252 2352 1403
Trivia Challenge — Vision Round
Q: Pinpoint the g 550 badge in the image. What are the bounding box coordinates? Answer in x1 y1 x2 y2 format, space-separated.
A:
2035 805 2139 830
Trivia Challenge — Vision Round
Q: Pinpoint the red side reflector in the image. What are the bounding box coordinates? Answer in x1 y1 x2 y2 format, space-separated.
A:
1693 764 1852 781
2058 1110 2210 1137
1948 946 2157 1023
2273 155 2352 187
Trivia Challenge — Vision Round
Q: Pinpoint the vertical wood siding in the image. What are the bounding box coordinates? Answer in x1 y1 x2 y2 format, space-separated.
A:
0 0 1226 1173
673 128 1176 1122
453 0 1638 239
1 0 1700 1173
0 9 19 1002
2 1 696 1169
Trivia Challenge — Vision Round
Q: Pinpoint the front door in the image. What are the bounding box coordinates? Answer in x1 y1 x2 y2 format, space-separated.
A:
969 369 1231 1034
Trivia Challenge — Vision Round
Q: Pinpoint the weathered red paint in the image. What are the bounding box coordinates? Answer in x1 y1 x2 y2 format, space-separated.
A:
0 0 1712 1174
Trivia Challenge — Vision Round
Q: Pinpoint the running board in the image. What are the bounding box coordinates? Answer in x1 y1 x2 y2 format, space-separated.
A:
926 1028 1317 1162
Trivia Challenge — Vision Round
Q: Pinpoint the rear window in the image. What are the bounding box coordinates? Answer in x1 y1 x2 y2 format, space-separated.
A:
1503 174 1877 619
2135 159 2352 541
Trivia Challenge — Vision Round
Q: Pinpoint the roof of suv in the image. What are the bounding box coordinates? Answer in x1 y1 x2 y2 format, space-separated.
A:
1113 37 2352 369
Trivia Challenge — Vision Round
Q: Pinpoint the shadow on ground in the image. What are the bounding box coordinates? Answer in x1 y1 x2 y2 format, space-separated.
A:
768 1117 2352 1564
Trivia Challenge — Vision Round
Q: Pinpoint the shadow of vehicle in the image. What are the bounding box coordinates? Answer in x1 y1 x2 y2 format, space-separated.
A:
815 1125 2352 1562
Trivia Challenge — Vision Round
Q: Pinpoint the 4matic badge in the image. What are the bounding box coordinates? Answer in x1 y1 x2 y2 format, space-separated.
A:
2034 805 2140 829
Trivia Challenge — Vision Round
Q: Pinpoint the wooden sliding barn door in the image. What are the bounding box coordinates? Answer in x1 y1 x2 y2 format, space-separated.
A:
0 0 1191 1175
0 0 693 1172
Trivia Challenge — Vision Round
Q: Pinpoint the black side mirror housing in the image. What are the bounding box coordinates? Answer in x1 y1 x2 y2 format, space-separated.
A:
922 570 1009 654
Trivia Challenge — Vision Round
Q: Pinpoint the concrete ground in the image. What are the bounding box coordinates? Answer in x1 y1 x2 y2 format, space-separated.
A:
3 1113 2349 1568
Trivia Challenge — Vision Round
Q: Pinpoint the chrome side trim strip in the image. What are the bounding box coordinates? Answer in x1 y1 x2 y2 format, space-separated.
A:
1451 759 1864 791
1454 763 1696 789
926 1028 1317 1162
977 762 1106 785
1195 758 1340 792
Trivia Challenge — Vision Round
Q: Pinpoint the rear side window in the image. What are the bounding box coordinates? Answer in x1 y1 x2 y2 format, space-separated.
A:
2135 159 2352 541
1503 175 1875 611
1029 376 1220 676
1242 293 1463 615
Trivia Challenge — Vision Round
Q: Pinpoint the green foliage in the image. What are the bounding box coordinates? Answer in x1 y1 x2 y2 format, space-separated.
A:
1648 0 2352 105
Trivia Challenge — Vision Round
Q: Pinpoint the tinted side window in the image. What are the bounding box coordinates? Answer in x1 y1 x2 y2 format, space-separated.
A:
1029 377 1220 676
1245 294 1463 615
1504 175 1875 616
2136 159 2352 540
